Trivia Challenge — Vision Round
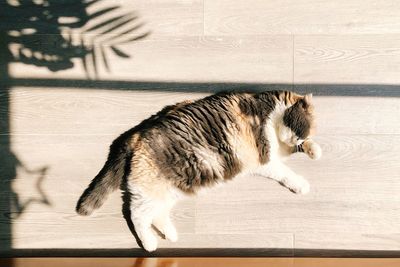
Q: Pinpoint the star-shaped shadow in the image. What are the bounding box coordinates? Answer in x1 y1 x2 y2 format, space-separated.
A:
8 162 51 219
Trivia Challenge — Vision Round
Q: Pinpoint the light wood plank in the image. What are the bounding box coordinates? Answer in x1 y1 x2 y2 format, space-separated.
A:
10 195 291 250
9 36 293 83
195 134 400 235
2 132 399 250
295 233 400 254
205 0 400 35
4 89 400 136
0 135 195 250
130 0 203 36
2 0 400 256
311 96 400 135
82 0 203 36
5 258 400 267
1 134 291 251
6 258 400 267
156 233 293 250
294 35 400 84
0 0 202 36
5 88 207 135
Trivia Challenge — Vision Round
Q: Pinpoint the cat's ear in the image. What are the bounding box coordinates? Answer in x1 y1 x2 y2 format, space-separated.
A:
304 93 313 104
301 93 314 114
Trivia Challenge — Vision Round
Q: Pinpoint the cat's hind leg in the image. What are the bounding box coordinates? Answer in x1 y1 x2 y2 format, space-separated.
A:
128 184 159 252
255 161 310 194
152 198 178 242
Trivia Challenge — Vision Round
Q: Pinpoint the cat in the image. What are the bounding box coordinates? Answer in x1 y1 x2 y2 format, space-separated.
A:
76 90 322 252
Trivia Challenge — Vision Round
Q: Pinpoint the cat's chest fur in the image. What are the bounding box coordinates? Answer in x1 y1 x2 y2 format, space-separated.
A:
232 101 293 181
266 101 294 161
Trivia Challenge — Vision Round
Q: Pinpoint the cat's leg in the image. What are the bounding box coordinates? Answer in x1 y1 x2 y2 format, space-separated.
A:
128 185 159 252
255 161 310 194
152 199 178 242
300 139 322 160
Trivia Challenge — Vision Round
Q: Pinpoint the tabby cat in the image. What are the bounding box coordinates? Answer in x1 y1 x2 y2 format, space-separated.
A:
76 90 322 252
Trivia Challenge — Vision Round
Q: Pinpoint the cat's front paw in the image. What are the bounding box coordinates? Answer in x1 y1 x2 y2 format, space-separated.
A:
285 176 310 194
296 179 310 194
303 141 322 160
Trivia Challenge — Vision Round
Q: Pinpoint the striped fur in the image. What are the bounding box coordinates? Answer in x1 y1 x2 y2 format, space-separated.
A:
76 90 320 251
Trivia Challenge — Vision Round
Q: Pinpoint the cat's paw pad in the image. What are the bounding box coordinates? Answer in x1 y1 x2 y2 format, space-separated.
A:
142 234 158 252
288 177 310 195
305 142 322 160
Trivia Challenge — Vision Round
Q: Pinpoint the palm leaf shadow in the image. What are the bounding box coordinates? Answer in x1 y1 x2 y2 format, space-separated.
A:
0 0 150 225
3 0 150 79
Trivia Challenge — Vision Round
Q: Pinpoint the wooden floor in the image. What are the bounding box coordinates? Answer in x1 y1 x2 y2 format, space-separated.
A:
2 258 400 267
1 0 400 257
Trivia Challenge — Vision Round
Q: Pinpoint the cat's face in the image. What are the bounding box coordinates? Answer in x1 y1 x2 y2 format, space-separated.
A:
279 94 315 146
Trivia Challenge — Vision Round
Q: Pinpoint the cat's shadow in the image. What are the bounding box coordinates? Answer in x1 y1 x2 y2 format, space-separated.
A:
121 180 144 250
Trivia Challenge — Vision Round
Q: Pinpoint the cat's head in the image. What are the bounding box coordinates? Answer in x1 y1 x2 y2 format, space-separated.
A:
278 93 315 146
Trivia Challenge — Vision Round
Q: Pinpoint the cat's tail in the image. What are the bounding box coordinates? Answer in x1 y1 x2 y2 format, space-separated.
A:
76 132 134 216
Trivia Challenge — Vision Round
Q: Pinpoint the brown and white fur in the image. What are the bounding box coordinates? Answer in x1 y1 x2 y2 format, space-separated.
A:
76 90 322 252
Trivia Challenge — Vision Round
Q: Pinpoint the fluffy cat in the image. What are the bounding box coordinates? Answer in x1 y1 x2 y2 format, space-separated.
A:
76 90 322 252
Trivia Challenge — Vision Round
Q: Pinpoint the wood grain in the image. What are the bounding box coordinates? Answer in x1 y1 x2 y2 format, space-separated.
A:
2 86 400 253
9 36 293 83
294 35 400 84
3 89 400 136
4 258 400 267
1 132 399 250
295 233 400 252
1 0 201 37
4 88 206 135
195 134 400 235
3 0 400 256
130 0 203 36
83 0 203 36
204 0 400 35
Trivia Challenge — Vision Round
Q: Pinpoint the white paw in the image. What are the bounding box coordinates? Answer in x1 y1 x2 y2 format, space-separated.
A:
307 142 322 160
297 180 310 194
287 176 310 195
164 224 178 242
142 233 158 252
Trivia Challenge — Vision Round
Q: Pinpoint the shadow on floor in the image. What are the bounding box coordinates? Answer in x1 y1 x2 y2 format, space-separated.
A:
2 248 400 257
1 0 399 258
0 0 149 256
7 78 400 97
